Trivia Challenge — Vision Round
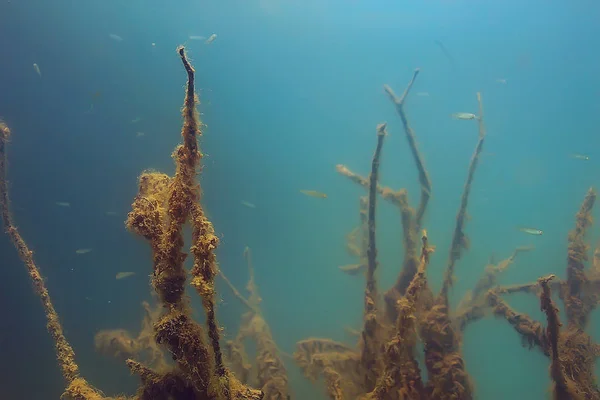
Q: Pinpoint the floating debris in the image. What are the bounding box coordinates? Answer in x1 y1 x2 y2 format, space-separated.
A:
75 248 93 255
109 33 123 42
116 272 135 280
451 112 478 120
33 63 41 77
55 202 70 207
205 34 217 44
571 154 590 161
189 35 206 41
300 190 327 198
151 42 156 47
518 227 543 236
240 200 256 209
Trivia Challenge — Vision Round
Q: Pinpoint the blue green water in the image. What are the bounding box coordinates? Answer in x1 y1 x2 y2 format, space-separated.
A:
1 1 600 399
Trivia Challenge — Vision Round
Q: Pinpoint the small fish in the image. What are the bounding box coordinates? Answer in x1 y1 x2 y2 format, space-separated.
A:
516 245 535 252
205 34 217 44
518 227 543 236
338 264 366 276
300 190 327 198
496 78 508 84
131 117 142 124
416 92 430 97
75 248 93 254
136 132 145 137
116 271 135 280
451 112 478 120
344 327 361 337
434 39 456 69
151 42 156 47
571 154 590 161
109 33 123 42
33 63 41 77
55 202 70 207
240 200 256 209
189 35 206 41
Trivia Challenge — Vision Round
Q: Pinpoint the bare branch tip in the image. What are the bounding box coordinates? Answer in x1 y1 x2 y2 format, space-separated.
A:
538 274 556 285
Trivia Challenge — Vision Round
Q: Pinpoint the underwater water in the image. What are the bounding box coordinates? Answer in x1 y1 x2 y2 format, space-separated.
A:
1 0 600 399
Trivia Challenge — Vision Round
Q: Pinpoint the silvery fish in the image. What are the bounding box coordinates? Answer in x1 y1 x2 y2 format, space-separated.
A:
205 34 217 44
240 200 256 208
75 248 93 254
571 154 590 161
116 272 135 280
451 112 478 120
338 263 366 276
519 227 543 236
344 327 361 337
300 190 327 198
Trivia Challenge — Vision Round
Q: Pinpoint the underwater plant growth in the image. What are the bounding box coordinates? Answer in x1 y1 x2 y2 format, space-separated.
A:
1 49 600 400
293 71 600 400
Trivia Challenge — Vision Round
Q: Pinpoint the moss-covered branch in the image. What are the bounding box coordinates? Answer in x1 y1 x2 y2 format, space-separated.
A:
0 122 106 399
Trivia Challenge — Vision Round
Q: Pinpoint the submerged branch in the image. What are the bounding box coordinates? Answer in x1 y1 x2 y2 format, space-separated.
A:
383 68 431 229
538 275 582 399
0 121 105 399
562 187 596 330
487 290 549 355
455 246 534 331
336 164 407 208
367 231 432 399
440 92 487 304
360 123 388 391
